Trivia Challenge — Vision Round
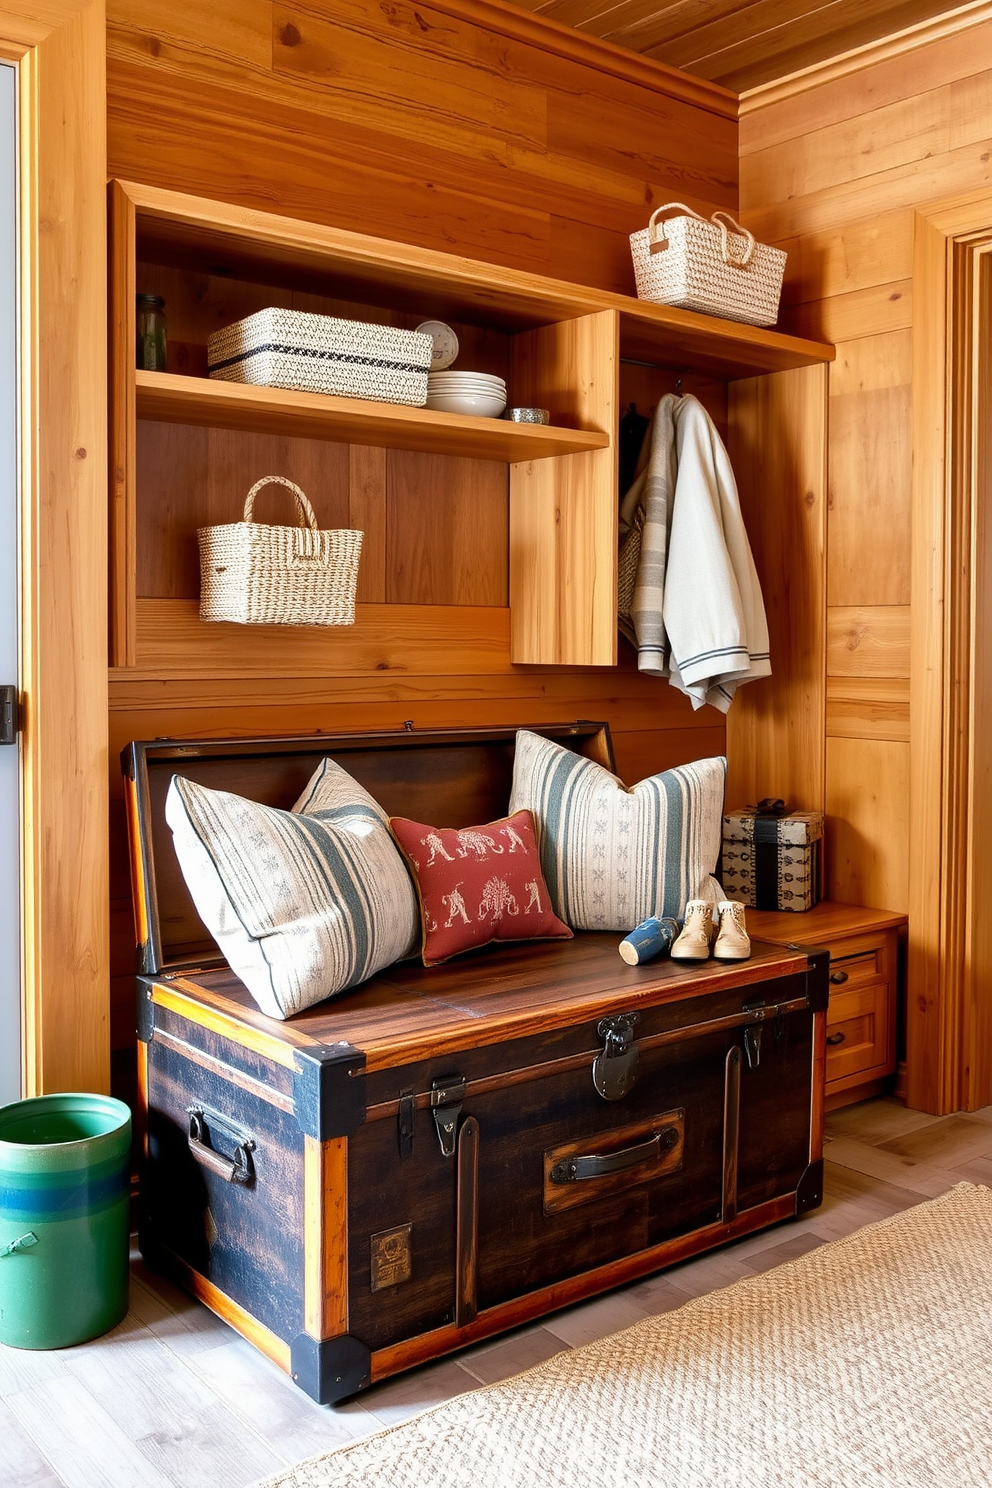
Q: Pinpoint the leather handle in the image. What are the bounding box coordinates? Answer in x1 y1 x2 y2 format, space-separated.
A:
187 1108 255 1185
549 1126 676 1184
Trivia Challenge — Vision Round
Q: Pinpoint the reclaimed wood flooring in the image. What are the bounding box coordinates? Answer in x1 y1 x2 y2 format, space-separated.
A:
2 1096 990 1488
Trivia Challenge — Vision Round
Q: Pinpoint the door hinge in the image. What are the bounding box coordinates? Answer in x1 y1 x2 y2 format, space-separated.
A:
0 687 19 745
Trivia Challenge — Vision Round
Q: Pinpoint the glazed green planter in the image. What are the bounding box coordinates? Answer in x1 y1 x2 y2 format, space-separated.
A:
0 1093 131 1349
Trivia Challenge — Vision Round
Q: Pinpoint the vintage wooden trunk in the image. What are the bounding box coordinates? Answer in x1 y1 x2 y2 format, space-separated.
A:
124 725 828 1405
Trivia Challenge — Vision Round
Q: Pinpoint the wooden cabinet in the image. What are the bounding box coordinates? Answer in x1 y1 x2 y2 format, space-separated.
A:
109 179 833 674
748 902 904 1109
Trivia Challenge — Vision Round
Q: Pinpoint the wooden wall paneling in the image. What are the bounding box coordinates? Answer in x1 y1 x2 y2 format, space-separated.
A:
830 328 913 396
110 180 136 665
509 310 618 666
385 452 508 607
12 0 109 1093
135 422 353 599
827 383 912 607
106 0 738 296
725 363 828 812
825 677 910 742
349 445 387 604
783 281 912 348
777 214 915 308
825 737 909 913
743 85 951 208
132 600 512 676
107 656 714 728
826 605 910 678
740 21 992 1114
738 6 992 151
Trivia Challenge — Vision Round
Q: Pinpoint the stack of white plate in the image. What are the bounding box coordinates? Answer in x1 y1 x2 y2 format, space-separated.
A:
426 370 507 419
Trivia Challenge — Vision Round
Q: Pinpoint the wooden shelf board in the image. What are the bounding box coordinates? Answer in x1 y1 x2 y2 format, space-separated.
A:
615 303 834 378
134 371 610 461
122 181 834 382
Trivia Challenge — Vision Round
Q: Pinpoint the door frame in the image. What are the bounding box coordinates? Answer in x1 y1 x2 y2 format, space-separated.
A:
0 0 108 1094
910 191 992 1113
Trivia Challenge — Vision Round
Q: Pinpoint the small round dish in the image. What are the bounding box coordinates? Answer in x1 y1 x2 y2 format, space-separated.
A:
505 407 551 425
415 320 460 371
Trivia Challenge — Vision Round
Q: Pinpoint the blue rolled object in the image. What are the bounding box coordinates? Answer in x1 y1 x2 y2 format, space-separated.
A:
619 915 681 965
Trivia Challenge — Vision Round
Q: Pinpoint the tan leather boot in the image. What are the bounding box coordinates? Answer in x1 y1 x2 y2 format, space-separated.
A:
713 900 751 961
671 900 714 961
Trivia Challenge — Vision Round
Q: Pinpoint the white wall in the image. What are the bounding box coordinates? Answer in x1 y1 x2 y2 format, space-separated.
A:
0 64 20 1105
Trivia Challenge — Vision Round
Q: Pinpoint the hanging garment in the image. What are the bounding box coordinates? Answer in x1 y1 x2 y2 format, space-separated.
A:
618 393 770 714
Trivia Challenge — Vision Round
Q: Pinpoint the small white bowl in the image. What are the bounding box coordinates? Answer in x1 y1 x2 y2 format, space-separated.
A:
425 391 508 418
427 376 506 390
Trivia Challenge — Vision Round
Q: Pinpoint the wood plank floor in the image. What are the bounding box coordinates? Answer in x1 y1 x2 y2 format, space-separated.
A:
2 1095 990 1488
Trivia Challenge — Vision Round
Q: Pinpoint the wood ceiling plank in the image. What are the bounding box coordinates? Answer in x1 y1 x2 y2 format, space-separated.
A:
654 0 963 89
497 0 968 94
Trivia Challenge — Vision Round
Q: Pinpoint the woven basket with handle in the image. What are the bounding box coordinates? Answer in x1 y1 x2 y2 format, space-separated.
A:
198 477 363 626
629 203 786 327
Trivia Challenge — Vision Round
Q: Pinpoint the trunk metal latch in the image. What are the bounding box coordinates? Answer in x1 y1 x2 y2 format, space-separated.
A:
592 1013 640 1101
431 1076 466 1157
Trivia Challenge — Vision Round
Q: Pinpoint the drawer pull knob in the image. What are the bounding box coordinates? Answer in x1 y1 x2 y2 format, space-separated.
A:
186 1107 255 1185
550 1125 677 1184
829 970 849 985
826 1032 846 1046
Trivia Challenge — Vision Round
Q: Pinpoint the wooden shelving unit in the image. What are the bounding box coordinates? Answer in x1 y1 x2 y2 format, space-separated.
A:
110 179 835 673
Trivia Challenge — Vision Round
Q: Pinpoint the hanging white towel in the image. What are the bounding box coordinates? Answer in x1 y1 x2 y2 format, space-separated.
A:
619 393 770 714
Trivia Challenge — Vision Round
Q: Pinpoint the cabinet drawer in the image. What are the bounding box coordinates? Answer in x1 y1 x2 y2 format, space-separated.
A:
825 980 893 1086
826 949 883 990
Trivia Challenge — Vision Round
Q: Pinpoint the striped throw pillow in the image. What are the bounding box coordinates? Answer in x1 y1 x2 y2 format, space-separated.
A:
165 758 419 1020
509 730 726 932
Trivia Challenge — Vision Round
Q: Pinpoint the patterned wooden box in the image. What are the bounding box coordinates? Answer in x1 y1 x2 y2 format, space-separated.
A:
722 806 825 912
124 728 828 1404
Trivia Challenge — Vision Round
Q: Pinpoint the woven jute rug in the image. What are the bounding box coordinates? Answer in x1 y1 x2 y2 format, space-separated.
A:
255 1183 992 1488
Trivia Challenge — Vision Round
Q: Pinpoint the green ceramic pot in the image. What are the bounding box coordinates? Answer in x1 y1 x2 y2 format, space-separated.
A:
0 1093 131 1349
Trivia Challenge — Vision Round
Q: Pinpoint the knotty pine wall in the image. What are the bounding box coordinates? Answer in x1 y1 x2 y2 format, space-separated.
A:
106 0 740 1060
738 27 992 915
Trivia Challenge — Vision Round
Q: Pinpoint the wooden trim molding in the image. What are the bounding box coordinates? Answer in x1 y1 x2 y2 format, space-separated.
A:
6 0 109 1093
419 0 738 119
908 195 992 1114
739 0 992 114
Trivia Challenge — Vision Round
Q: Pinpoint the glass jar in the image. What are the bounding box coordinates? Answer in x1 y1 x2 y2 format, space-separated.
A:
135 294 167 371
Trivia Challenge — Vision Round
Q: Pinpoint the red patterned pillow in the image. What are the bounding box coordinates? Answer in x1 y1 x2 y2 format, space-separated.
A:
389 810 572 966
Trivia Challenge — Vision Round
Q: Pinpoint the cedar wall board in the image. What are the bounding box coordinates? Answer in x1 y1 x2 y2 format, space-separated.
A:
739 19 992 918
106 0 740 1068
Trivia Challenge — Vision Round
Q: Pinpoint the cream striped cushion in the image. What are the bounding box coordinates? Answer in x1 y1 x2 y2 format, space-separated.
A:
165 759 419 1020
509 730 725 932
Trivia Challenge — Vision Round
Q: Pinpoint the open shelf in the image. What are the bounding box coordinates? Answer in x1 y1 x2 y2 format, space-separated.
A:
135 371 610 462
112 179 835 672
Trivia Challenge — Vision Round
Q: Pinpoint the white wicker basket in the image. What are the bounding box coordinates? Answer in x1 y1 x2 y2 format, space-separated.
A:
199 477 363 626
630 204 786 328
207 309 433 406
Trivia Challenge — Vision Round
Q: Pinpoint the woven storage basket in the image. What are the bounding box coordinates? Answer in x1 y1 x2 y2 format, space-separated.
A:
199 477 363 626
630 204 786 328
207 309 433 406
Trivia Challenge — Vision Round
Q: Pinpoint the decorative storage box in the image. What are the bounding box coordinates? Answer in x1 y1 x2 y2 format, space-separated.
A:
207 309 433 406
722 803 824 912
630 204 787 328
